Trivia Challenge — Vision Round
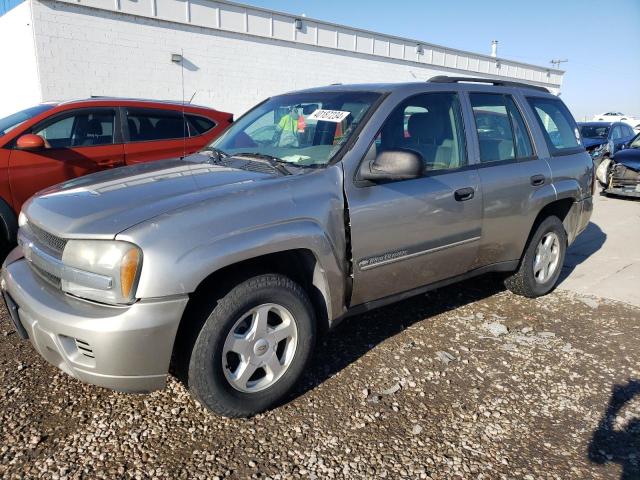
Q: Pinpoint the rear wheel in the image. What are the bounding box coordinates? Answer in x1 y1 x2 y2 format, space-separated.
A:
188 274 316 417
505 216 567 298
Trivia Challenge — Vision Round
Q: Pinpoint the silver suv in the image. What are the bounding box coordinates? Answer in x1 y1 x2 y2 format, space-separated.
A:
1 77 593 417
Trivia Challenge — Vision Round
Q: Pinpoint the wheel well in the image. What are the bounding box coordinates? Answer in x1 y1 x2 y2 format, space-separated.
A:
535 198 574 227
170 249 330 380
0 198 18 256
523 197 575 253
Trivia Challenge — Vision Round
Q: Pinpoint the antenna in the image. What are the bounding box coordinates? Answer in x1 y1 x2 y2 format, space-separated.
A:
180 48 187 159
550 58 568 70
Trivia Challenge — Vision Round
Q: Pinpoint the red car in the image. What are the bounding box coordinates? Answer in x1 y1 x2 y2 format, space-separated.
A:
0 98 233 253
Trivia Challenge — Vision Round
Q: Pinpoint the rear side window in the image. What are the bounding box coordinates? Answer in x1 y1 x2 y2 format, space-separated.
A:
527 97 582 155
187 115 216 136
126 109 188 142
469 93 533 162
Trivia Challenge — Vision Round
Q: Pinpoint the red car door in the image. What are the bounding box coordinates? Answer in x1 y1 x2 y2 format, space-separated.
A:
8 108 125 210
123 108 216 164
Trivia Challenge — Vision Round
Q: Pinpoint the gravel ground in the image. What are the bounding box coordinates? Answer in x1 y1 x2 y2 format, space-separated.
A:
1 278 639 479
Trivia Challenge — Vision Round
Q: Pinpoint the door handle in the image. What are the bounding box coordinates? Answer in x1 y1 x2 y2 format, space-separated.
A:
454 187 475 202
530 174 545 186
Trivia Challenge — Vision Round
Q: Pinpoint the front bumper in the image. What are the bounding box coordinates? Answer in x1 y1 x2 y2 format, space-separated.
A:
1 251 189 393
603 186 640 198
603 163 640 198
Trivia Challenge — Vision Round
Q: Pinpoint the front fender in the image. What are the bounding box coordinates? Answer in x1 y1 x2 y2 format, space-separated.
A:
129 219 346 321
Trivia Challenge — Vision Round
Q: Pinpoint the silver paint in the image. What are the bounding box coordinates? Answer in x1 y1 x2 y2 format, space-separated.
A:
3 82 593 393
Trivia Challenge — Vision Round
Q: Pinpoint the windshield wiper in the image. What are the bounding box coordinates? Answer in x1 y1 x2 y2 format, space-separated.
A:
203 147 230 162
235 152 294 175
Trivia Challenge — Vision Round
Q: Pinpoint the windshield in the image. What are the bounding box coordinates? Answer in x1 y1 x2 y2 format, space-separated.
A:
580 125 609 139
0 104 55 136
630 133 640 148
210 91 382 167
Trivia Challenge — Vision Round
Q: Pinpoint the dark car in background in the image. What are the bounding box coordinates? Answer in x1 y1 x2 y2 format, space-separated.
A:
596 132 640 198
579 121 636 165
0 98 233 254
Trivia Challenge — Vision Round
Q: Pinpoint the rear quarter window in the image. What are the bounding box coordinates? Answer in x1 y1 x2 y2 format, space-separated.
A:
186 115 216 136
527 97 583 156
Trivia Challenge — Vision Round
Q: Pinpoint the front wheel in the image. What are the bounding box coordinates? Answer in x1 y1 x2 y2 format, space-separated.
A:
188 274 316 417
505 216 567 298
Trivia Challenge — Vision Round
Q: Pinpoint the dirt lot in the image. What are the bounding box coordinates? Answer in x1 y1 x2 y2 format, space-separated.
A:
1 277 638 479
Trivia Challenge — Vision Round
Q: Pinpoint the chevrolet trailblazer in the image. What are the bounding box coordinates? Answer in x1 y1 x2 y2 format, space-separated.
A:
1 77 593 417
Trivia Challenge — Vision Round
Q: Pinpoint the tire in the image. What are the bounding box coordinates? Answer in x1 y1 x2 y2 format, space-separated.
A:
505 216 567 298
187 274 316 417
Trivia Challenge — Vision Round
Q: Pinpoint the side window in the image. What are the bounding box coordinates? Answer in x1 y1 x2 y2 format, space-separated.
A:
37 116 74 147
611 126 622 140
377 92 466 172
34 110 116 148
470 93 533 162
527 97 581 155
505 97 534 158
186 115 216 136
126 109 187 142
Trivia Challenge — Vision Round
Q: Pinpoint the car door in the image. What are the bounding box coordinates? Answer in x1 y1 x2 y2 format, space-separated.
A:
123 108 214 164
345 91 482 306
8 108 124 209
466 91 553 268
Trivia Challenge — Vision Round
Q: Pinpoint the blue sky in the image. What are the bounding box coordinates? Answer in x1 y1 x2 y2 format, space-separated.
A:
2 0 637 119
241 0 640 121
0 0 22 16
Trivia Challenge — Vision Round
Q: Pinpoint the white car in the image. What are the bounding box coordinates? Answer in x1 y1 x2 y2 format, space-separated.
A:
592 112 640 132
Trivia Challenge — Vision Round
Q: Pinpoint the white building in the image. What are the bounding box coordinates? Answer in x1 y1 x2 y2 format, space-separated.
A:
0 0 564 118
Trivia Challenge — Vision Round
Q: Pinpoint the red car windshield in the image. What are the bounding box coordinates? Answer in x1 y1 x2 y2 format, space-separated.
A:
0 104 56 136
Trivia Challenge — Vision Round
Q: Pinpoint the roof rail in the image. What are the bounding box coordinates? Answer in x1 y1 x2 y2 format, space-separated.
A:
428 75 550 93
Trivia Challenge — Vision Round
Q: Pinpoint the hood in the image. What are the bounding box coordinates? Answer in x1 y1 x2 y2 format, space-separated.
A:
23 154 280 238
613 148 640 171
582 137 607 149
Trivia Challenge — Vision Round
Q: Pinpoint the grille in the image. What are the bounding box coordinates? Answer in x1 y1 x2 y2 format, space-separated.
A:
75 339 95 359
27 223 67 256
32 263 61 288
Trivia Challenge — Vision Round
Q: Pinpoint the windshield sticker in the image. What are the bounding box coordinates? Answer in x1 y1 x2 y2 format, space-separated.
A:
307 109 351 123
281 155 311 163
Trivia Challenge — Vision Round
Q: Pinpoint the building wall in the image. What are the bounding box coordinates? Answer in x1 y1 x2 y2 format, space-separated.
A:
0 1 41 118
30 0 562 116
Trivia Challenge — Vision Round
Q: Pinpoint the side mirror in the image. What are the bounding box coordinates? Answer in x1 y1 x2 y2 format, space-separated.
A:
359 149 423 181
16 134 46 151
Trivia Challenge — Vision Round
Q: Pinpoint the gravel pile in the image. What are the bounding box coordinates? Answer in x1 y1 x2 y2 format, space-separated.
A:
1 278 638 479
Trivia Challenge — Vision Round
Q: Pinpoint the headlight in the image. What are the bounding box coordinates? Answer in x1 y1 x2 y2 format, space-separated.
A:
18 211 28 228
596 158 612 185
61 240 142 305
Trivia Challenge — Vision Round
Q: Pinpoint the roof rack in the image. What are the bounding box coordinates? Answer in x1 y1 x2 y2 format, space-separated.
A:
88 96 180 102
428 76 549 93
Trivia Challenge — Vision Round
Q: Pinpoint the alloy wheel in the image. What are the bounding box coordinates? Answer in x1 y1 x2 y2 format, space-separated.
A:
222 303 298 393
